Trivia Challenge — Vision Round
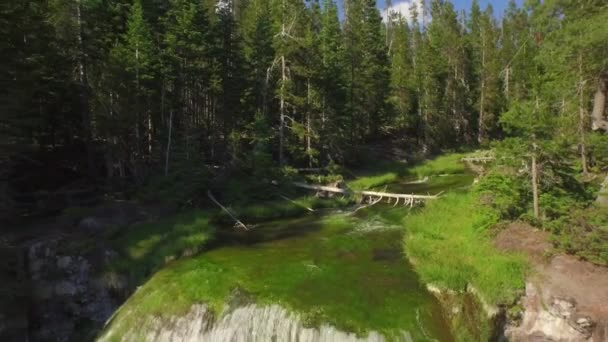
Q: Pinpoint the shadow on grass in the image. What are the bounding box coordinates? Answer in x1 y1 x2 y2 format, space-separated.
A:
106 209 216 284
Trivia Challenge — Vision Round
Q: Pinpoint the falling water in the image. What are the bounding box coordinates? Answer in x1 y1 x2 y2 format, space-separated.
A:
110 304 414 342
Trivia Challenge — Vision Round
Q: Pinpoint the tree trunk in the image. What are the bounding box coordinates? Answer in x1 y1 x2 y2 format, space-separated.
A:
306 79 312 168
478 31 486 144
591 70 608 131
279 54 286 166
531 153 540 219
578 53 588 175
504 67 510 100
165 109 173 176
76 0 95 179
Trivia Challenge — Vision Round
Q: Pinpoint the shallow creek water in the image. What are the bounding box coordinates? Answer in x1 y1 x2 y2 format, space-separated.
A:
105 173 474 341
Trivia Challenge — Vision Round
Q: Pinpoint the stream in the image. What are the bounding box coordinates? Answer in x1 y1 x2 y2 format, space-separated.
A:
101 173 475 341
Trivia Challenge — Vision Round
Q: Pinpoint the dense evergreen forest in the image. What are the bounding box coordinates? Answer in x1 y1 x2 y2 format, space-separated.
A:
2 0 608 340
1 0 607 219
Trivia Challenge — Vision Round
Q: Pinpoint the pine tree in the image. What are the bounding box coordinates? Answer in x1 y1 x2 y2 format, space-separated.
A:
468 4 503 143
318 0 347 162
109 0 158 162
388 15 415 132
534 0 608 175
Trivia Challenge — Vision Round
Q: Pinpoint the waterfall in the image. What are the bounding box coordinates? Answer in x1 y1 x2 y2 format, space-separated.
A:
105 304 413 342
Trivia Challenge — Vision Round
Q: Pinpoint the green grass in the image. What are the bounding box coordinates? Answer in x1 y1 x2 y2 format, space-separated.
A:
408 153 467 178
347 153 468 191
348 171 400 190
100 214 451 341
404 192 527 305
107 210 215 282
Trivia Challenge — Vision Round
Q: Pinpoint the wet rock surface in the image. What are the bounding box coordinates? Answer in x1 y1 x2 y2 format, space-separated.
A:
27 238 119 341
0 200 171 341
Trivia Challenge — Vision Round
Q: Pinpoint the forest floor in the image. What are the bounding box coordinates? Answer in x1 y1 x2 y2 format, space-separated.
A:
494 222 608 340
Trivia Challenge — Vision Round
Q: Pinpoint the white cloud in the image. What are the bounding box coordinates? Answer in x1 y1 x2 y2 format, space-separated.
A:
381 0 426 24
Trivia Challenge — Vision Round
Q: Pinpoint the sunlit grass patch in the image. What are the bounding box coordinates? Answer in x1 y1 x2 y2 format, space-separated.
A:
408 153 468 178
107 210 215 282
404 192 527 305
347 153 468 191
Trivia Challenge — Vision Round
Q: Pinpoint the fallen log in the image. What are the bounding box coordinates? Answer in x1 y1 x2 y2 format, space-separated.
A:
279 194 314 212
292 182 350 194
292 182 440 202
461 156 495 163
207 191 249 230
406 176 429 184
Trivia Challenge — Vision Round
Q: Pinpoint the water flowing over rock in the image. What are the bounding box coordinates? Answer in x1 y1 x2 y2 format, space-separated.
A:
103 304 413 342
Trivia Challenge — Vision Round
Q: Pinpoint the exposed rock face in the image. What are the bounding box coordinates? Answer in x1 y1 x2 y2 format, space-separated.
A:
495 223 608 342
27 238 123 341
102 304 413 342
506 283 595 342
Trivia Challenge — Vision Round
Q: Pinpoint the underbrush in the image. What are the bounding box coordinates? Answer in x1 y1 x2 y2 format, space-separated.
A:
404 192 527 305
548 205 608 266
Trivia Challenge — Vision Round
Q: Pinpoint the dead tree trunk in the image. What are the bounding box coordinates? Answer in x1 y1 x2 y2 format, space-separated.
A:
306 79 313 168
591 70 608 131
279 54 286 166
207 191 248 230
478 29 486 144
165 109 173 176
76 0 95 179
578 53 588 175
531 153 540 219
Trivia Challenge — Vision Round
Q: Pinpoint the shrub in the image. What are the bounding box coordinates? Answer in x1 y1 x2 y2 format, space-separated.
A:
475 171 528 219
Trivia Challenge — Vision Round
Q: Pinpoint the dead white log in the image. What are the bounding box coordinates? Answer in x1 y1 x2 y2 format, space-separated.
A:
292 182 350 194
292 182 440 202
359 190 439 200
296 168 325 172
461 156 495 163
280 195 314 212
406 176 429 184
207 191 249 230
353 196 383 213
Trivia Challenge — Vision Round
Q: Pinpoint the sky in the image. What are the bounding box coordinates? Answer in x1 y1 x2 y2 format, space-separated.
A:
373 0 525 22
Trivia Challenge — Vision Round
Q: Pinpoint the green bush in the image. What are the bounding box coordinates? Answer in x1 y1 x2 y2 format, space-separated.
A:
475 171 528 219
548 205 608 266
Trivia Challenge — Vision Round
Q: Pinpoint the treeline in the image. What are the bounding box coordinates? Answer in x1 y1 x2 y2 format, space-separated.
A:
1 0 607 198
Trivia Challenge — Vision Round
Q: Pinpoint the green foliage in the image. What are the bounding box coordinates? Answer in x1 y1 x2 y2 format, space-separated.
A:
137 158 210 206
408 153 468 178
404 192 527 305
548 205 608 266
347 153 468 191
588 133 608 171
475 171 528 219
